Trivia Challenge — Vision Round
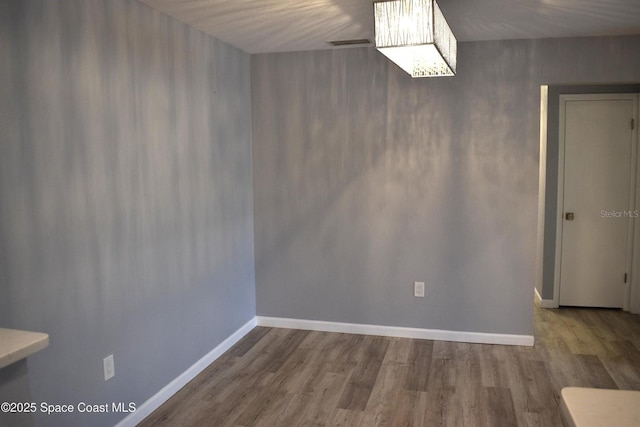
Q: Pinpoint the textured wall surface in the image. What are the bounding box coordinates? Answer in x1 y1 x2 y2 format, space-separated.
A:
0 1 254 426
252 36 640 336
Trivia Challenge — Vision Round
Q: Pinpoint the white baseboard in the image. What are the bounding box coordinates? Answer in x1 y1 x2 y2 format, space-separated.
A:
256 316 534 347
535 287 558 308
115 317 257 427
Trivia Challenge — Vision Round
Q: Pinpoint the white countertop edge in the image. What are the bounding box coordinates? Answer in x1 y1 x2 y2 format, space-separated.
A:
0 328 50 369
561 387 640 427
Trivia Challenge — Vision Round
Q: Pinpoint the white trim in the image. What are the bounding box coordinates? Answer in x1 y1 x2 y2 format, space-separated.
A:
256 316 534 347
554 94 568 307
626 95 639 312
115 318 257 427
535 287 558 309
535 85 549 311
633 93 640 313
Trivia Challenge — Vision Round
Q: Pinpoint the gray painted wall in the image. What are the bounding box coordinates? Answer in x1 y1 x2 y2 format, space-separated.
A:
0 362 34 427
541 84 640 300
252 36 640 336
0 1 254 426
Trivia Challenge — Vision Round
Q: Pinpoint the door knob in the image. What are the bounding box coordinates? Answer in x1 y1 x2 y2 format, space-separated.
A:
565 212 574 220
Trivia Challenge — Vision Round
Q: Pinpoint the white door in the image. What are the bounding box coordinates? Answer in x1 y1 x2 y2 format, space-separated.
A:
559 94 638 308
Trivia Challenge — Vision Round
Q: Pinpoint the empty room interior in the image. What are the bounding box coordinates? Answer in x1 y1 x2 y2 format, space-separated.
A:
2 0 640 426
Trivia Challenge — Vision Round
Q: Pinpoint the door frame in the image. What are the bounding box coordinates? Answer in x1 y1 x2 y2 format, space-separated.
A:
553 93 639 309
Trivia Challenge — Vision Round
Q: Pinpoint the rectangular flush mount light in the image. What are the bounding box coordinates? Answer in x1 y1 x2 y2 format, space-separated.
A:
374 0 457 77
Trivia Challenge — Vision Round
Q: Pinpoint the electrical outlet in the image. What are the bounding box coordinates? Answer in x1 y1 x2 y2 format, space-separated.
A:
414 281 425 298
103 354 115 381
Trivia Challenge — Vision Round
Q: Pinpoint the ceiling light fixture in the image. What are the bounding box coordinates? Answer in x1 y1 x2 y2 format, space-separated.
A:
374 0 457 78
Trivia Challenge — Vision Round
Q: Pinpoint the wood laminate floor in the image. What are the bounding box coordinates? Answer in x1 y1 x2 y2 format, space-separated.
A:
140 303 640 426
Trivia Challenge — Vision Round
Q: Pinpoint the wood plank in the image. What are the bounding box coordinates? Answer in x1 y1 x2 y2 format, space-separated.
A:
262 329 310 373
336 336 389 411
229 389 290 427
403 339 433 392
299 372 348 426
330 408 362 426
601 340 640 389
388 389 421 427
422 386 458 426
426 358 456 393
520 359 563 425
574 354 618 389
479 344 510 388
229 326 271 357
381 337 411 366
486 386 518 426
362 365 405 426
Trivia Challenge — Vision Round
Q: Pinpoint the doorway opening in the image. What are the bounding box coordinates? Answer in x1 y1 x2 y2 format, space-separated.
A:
535 84 640 313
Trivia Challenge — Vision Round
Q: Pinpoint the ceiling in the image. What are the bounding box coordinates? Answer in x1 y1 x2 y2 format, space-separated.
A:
137 0 640 53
